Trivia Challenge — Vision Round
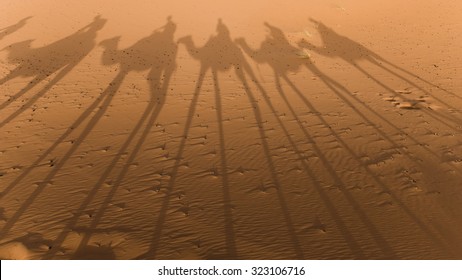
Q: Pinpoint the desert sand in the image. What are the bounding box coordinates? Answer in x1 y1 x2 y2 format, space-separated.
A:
0 0 461 259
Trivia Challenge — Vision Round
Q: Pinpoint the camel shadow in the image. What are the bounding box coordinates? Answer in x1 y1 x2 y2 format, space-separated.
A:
298 19 461 128
0 16 106 128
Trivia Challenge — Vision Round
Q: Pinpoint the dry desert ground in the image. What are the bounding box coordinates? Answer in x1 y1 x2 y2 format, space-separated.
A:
0 0 461 259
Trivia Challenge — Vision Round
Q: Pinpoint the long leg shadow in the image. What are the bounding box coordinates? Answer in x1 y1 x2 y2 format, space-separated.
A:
238 23 460 257
275 75 392 257
352 62 461 129
0 69 124 241
0 16 32 41
0 74 118 200
41 17 178 259
0 16 106 129
300 65 461 257
304 62 462 177
212 69 237 258
235 65 305 259
371 54 462 101
136 65 207 259
237 59 364 257
300 23 462 256
298 19 462 129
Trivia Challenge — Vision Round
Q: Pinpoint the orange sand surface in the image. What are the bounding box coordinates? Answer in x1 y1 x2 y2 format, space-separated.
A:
0 0 461 259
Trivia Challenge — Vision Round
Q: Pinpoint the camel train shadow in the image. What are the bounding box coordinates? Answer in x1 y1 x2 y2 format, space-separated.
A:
1 16 460 259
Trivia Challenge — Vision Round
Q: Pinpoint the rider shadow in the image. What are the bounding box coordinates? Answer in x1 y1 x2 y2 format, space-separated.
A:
0 16 32 41
41 17 178 259
298 19 461 128
0 16 107 128
238 22 459 258
138 19 303 259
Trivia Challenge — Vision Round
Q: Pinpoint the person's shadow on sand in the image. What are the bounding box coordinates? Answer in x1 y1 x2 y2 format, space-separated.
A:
137 19 304 259
39 17 178 259
298 18 461 127
0 16 107 128
0 17 32 41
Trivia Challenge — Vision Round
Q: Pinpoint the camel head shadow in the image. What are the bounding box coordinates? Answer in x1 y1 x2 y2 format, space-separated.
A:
0 16 33 40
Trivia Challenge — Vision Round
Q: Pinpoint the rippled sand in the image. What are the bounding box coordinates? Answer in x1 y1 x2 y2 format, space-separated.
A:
0 0 461 259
